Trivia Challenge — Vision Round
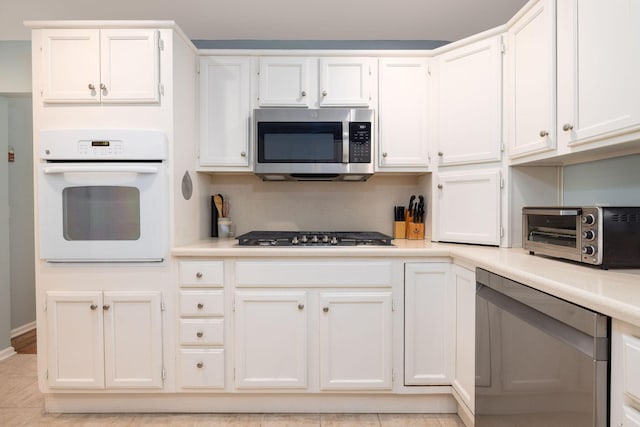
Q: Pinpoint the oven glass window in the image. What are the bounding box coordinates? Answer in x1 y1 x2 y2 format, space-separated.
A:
62 186 141 241
527 214 577 248
258 122 342 163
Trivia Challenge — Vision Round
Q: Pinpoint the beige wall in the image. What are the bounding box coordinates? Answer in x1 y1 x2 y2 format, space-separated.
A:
0 42 31 94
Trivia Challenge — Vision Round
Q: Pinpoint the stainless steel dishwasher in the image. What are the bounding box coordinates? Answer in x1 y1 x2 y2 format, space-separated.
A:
475 268 610 427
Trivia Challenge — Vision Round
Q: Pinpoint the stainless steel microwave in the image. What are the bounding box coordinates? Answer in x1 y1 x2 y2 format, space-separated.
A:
253 108 374 181
523 206 640 269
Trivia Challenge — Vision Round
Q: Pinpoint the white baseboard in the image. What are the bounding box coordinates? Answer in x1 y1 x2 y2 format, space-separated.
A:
0 346 17 361
10 321 36 338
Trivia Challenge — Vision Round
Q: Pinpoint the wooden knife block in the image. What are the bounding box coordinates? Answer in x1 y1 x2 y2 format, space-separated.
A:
406 222 424 240
394 221 406 239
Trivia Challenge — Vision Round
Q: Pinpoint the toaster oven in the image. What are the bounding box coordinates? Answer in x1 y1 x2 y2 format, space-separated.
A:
523 206 640 269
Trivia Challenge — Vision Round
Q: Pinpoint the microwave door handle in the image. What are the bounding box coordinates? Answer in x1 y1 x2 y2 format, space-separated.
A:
342 120 349 163
522 208 581 216
43 165 159 174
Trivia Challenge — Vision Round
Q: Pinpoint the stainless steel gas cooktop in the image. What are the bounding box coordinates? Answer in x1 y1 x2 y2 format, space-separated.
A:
236 231 394 247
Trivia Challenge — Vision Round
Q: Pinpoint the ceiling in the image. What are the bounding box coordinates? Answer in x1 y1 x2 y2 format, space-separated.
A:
0 0 528 43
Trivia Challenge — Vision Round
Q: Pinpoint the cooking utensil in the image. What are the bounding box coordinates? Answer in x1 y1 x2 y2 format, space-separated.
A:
213 194 224 217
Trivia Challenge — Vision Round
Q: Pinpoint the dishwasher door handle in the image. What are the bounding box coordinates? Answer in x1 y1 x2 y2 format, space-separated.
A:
477 284 608 361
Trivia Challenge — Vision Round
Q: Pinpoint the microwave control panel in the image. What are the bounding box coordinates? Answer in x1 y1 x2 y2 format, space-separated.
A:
349 122 372 163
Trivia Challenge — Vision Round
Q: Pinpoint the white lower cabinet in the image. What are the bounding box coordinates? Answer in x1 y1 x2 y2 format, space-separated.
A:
179 349 225 389
452 265 476 413
611 320 640 427
404 263 454 385
319 292 393 390
46 291 163 389
234 291 308 389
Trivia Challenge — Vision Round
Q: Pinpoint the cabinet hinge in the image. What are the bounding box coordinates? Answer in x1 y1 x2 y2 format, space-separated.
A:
232 300 235 312
45 369 48 380
162 367 167 380
43 300 47 311
427 64 432 76
161 300 166 311
392 369 395 383
158 37 165 51
391 300 396 312
368 65 372 76
500 142 505 152
500 227 504 238
500 35 506 54
158 83 164 96
500 177 505 189
233 368 236 380
196 61 200 75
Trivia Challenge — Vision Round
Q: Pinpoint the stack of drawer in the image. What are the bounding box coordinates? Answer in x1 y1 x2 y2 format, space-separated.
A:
623 333 640 426
177 261 225 390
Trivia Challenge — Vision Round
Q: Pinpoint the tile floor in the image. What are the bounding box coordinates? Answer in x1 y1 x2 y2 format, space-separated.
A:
0 354 465 426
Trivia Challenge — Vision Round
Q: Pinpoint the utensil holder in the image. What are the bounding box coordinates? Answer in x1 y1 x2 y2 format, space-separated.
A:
393 221 406 239
406 223 425 240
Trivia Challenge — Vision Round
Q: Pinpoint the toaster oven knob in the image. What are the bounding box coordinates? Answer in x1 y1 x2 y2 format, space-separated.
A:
582 245 596 255
581 230 595 241
292 236 299 245
582 214 596 225
330 236 338 245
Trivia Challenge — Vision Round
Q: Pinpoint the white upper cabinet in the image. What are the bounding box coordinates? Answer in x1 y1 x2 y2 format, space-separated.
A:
506 0 556 158
258 57 311 107
435 36 503 166
377 58 430 171
557 0 640 147
435 169 501 245
199 56 252 169
257 57 374 108
41 28 160 104
318 58 374 107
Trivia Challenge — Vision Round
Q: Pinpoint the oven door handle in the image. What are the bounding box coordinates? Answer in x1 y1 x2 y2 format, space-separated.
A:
43 165 159 174
522 208 581 216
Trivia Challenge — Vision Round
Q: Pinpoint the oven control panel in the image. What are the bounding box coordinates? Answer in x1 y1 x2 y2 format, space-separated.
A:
78 140 124 156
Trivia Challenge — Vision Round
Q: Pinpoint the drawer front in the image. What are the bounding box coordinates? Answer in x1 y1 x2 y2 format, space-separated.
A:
180 319 224 346
624 334 640 402
179 290 224 317
179 261 224 287
179 349 225 389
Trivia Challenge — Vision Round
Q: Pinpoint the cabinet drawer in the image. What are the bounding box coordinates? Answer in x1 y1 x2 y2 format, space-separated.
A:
179 349 224 389
180 319 224 346
624 405 640 427
179 261 224 287
179 290 224 317
624 334 640 402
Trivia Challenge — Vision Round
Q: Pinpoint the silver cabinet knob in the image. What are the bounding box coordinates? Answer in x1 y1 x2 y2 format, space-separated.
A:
88 84 95 90
103 304 110 311
240 151 247 157
196 331 204 338
197 303 204 309
196 272 203 279
90 304 98 310
382 152 388 157
323 307 329 313
437 151 443 157
539 130 549 137
301 90 306 97
100 83 107 90
298 303 304 310
562 123 574 132
196 362 204 369
437 184 443 189
322 90 328 97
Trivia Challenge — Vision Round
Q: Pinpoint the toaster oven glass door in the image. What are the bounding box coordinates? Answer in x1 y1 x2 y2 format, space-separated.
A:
526 213 579 248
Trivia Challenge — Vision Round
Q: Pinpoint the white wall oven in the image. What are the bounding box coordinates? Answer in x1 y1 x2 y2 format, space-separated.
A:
38 129 168 262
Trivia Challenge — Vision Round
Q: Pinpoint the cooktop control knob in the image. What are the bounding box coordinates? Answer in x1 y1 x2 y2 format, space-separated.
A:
330 236 339 245
581 230 595 241
582 245 596 255
300 235 308 243
582 214 596 225
322 235 329 243
292 236 299 245
311 235 319 243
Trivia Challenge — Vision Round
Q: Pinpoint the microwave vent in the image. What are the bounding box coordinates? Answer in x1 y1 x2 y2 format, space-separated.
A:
611 213 640 223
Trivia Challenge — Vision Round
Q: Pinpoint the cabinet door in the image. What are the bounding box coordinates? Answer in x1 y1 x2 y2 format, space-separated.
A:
41 29 100 103
199 56 252 168
557 0 640 146
507 0 556 158
258 57 311 107
103 291 163 389
404 263 454 385
234 291 307 388
453 265 476 413
319 292 392 390
436 37 502 165
99 29 160 103
378 58 430 170
435 169 501 245
46 291 104 388
319 58 373 107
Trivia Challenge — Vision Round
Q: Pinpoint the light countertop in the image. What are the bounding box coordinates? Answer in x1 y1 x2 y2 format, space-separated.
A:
172 239 640 327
